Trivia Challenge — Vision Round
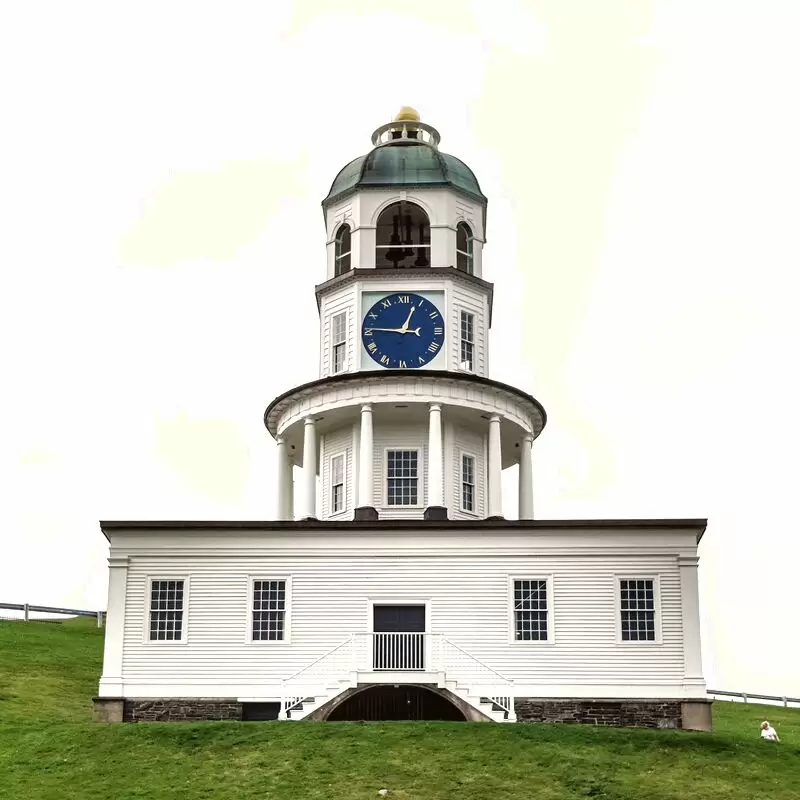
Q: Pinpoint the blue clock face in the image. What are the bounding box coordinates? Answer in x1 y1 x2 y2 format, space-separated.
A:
361 292 445 369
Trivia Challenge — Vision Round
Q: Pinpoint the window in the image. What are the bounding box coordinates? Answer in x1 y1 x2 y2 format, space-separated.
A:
461 453 475 512
148 579 185 641
331 312 347 374
619 579 656 641
513 579 548 641
460 311 474 371
386 450 419 505
375 202 430 269
330 453 345 514
334 224 351 275
252 580 287 641
456 222 473 273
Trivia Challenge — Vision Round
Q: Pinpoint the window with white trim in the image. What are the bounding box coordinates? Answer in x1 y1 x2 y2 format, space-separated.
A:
330 453 345 514
461 453 475 512
513 579 548 641
149 579 185 641
459 311 474 371
456 222 474 274
252 579 287 641
619 579 656 641
386 450 419 505
334 224 351 275
331 312 347 374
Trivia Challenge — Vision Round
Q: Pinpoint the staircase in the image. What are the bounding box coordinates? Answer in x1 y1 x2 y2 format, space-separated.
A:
280 634 516 722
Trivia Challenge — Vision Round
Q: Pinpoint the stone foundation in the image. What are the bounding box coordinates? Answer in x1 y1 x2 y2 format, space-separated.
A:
122 698 243 722
515 698 687 729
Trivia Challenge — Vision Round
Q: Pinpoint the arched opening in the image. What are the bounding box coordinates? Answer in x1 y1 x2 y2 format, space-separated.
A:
376 201 430 269
456 222 473 274
326 685 467 722
334 224 351 275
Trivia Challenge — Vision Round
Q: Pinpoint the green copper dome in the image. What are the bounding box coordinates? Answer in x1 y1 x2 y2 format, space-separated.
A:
323 142 486 208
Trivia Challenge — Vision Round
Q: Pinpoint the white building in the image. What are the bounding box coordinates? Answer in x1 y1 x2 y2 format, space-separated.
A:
94 108 711 730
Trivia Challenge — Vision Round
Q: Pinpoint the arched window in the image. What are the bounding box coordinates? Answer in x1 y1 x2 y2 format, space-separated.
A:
334 224 351 275
375 201 430 269
456 222 473 274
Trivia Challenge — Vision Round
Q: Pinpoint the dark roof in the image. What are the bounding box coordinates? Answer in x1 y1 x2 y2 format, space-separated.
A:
100 518 708 543
324 142 486 208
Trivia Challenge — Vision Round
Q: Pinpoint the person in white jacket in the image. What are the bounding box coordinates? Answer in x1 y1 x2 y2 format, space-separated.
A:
760 720 780 742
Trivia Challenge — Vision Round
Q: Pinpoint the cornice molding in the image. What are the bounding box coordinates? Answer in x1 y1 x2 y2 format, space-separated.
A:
314 267 494 323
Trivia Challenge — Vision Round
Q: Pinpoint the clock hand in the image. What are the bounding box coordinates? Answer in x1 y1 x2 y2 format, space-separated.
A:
399 306 416 333
368 327 407 333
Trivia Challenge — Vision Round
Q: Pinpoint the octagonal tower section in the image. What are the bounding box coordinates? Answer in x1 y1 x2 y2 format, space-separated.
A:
266 108 546 522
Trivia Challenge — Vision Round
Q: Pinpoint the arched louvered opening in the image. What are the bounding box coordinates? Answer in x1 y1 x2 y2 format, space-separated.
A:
334 224 352 275
326 685 467 722
456 222 474 274
376 201 430 269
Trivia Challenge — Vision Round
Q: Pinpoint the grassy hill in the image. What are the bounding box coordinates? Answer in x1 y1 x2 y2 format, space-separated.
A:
0 619 798 799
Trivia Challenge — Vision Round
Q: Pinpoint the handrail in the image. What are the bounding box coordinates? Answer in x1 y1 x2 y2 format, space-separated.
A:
282 637 352 684
442 636 514 684
280 637 354 718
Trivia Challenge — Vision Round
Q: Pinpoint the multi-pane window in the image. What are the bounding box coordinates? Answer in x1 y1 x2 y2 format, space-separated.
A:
387 450 419 505
252 580 287 641
460 311 474 371
620 579 656 641
334 225 351 275
149 579 185 641
513 579 548 641
461 454 475 512
331 312 347 374
330 453 345 514
456 222 473 273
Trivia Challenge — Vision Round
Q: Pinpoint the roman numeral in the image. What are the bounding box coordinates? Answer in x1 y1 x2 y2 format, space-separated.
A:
397 295 410 304
428 341 440 353
398 360 407 368
381 299 392 309
418 356 426 365
434 327 443 335
364 328 373 336
380 354 390 365
429 311 439 319
368 313 378 320
367 342 377 353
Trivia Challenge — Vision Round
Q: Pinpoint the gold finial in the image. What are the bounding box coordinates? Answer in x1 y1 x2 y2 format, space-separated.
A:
394 106 421 123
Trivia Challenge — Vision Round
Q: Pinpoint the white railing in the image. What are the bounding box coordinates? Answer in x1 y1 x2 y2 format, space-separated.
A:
0 602 105 627
280 637 354 718
708 689 800 709
281 633 515 720
440 636 515 719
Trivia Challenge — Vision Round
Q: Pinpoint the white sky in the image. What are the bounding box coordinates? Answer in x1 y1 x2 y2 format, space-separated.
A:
2 1 799 696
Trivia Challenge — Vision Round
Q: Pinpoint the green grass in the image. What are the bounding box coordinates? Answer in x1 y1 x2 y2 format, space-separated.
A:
1 619 798 799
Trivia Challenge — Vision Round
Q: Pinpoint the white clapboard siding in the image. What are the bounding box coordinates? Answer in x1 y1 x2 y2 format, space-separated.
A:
319 286 357 378
450 425 486 519
372 424 429 518
320 426 355 518
122 553 685 687
449 282 487 376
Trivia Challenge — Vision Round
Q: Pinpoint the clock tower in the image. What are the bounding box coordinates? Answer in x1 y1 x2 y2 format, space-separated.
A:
265 108 546 522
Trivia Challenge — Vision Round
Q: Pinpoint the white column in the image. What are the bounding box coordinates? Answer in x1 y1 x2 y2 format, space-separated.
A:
276 437 292 520
300 417 317 519
98 556 129 696
518 433 534 520
678 555 705 683
487 414 503 518
287 465 294 520
427 403 444 508
357 404 374 509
